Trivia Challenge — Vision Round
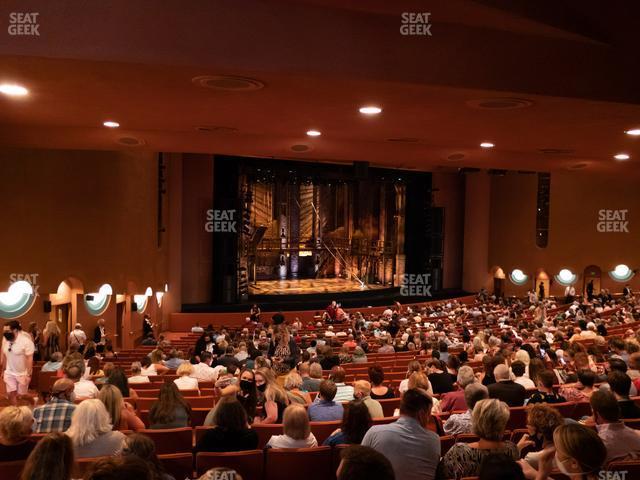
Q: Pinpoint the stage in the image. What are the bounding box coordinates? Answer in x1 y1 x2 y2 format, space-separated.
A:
248 278 388 295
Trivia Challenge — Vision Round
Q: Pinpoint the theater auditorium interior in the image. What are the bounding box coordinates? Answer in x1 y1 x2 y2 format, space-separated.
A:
1 2 640 480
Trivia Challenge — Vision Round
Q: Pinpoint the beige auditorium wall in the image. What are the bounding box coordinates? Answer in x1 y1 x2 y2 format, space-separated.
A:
489 171 640 297
0 148 171 334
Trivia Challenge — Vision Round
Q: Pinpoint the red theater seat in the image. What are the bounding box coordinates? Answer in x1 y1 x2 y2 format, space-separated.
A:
378 398 401 417
139 427 193 454
439 435 456 456
309 420 341 445
252 423 283 449
196 451 264 479
0 461 26 480
158 453 194 480
264 447 333 480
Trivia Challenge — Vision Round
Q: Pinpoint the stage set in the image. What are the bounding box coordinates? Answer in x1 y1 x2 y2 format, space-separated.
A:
207 156 446 310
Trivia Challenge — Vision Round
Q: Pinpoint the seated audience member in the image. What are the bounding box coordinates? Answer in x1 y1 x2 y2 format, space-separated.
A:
520 423 606 480
217 346 242 370
330 366 355 402
149 382 191 429
443 383 489 436
478 453 525 480
377 337 395 354
195 397 258 453
98 384 145 431
399 360 424 394
83 456 152 480
42 352 63 372
559 369 596 402
191 352 217 383
324 400 372 447
590 389 640 463
527 369 567 404
33 378 76 433
20 432 74 480
173 362 200 392
0 406 36 459
122 433 175 480
427 359 455 394
488 364 527 407
127 362 151 384
362 389 440 480
607 369 640 418
336 445 395 480
163 349 186 370
86 356 104 380
254 367 289 424
368 365 395 400
517 403 564 469
65 399 126 458
140 332 157 346
150 349 169 375
140 356 158 376
211 368 257 423
65 361 99 400
353 380 383 419
318 345 340 370
284 371 312 405
95 361 114 385
441 399 518 479
300 362 322 392
511 360 535 389
439 365 476 413
106 366 138 400
308 380 344 422
352 346 368 364
266 404 318 448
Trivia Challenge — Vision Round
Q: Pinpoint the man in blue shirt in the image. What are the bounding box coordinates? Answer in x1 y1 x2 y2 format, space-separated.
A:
362 388 440 480
308 380 344 422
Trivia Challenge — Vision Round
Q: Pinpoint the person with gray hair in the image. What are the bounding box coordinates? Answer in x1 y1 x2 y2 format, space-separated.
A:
127 362 150 384
488 364 527 406
443 383 489 435
439 365 476 412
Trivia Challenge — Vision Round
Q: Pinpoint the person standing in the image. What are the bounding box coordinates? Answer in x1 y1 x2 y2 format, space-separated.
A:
1 320 35 404
587 280 594 301
142 315 154 338
93 318 107 345
564 285 575 304
42 320 61 361
68 323 87 350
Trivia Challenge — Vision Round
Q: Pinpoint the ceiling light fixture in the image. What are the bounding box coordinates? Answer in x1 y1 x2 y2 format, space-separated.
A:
480 142 495 148
624 129 640 136
0 84 28 97
614 153 630 160
359 106 382 115
306 130 321 137
103 121 120 128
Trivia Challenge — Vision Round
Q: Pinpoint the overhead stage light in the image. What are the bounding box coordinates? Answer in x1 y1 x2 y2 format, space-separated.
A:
624 129 640 136
0 84 28 97
103 121 120 128
306 130 321 137
614 153 630 160
359 106 382 115
480 142 495 148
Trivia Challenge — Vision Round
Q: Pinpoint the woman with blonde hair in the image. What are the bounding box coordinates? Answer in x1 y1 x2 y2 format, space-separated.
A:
265 404 318 448
174 362 199 392
65 399 126 458
98 384 145 432
254 367 289 424
43 320 61 361
0 406 36 459
440 399 518 478
284 371 312 405
150 349 169 375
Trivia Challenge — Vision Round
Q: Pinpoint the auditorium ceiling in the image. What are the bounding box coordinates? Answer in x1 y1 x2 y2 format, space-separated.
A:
1 0 639 173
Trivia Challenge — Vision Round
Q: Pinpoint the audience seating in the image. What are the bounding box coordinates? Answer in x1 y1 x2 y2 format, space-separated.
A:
253 423 283 449
0 461 25 480
309 420 341 445
439 435 456 455
139 427 193 454
158 453 194 480
264 447 333 480
378 398 401 417
196 450 264 479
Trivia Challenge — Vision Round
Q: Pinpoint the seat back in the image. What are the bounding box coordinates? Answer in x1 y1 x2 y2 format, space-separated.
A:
0 460 26 480
185 396 215 409
196 450 264 479
378 398 401 417
506 406 529 430
252 423 283 449
607 460 640 476
73 457 108 478
139 427 193 454
264 447 333 480
309 421 341 445
158 453 194 480
439 435 456 456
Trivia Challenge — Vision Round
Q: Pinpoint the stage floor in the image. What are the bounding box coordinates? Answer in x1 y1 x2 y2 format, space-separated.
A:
248 278 388 295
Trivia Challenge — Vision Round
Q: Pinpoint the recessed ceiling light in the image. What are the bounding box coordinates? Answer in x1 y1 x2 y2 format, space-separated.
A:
306 130 321 137
625 129 640 136
103 121 120 128
614 153 630 160
0 84 28 97
359 106 382 115
480 142 494 148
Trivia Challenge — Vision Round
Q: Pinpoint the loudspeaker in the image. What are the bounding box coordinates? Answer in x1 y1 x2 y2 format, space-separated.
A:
43 300 52 313
353 161 369 180
131 302 138 312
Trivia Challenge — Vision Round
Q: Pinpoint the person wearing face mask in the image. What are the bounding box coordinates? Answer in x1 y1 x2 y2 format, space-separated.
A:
253 367 289 424
33 378 77 432
361 388 440 480
208 367 258 424
519 423 606 480
1 320 35 405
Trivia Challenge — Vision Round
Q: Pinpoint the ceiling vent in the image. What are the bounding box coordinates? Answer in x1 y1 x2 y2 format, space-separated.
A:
116 136 145 146
192 75 265 91
387 137 420 143
194 125 238 134
466 97 534 110
290 144 312 153
538 148 575 155
458 167 481 174
567 163 588 170
446 153 465 161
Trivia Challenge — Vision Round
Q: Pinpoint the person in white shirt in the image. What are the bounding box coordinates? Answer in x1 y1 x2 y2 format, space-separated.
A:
66 362 99 399
174 362 199 392
68 323 87 349
139 357 157 376
266 404 318 448
128 362 151 384
191 323 204 334
330 366 355 402
1 321 35 404
511 361 536 390
191 352 217 383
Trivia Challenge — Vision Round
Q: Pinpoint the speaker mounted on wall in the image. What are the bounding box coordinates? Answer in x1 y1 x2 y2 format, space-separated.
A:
43 300 52 313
